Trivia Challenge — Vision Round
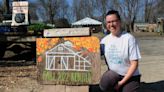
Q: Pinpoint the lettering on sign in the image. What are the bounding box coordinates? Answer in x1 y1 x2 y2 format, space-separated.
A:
44 28 90 37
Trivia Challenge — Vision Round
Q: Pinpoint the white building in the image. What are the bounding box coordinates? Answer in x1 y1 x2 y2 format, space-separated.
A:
72 17 102 33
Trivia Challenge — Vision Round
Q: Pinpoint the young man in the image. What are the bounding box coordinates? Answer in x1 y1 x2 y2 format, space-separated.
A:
99 10 141 92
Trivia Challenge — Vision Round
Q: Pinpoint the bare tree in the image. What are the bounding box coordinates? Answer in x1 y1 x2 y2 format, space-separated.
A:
71 0 113 28
144 0 164 23
0 6 3 22
95 0 112 26
37 0 60 24
72 0 97 21
0 1 4 21
55 0 69 19
72 0 88 20
144 0 156 23
29 1 38 21
81 0 95 18
4 0 10 14
111 0 141 32
72 0 80 20
37 0 71 23
155 0 164 18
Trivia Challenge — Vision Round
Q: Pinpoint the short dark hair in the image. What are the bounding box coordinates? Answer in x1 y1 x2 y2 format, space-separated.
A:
106 10 121 21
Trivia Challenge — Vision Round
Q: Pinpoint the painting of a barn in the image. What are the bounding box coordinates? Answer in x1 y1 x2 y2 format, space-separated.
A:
37 37 101 85
45 41 91 71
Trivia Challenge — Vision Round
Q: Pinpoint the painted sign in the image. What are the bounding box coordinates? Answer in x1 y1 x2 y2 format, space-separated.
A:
44 28 90 37
37 37 101 85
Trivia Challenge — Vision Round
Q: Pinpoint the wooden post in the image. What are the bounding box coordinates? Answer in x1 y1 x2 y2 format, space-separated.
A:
66 86 89 92
40 85 89 92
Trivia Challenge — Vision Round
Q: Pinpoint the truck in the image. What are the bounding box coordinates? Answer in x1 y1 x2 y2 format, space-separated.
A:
0 0 36 61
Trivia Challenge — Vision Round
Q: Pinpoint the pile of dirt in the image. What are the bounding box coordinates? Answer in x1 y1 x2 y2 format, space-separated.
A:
0 65 42 92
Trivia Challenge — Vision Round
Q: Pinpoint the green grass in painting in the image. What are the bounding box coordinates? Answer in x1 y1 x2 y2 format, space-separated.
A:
42 70 92 84
42 70 54 81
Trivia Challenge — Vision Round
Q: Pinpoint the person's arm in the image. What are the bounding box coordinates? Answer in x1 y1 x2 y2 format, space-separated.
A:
119 60 138 85
115 60 138 90
115 34 141 91
118 35 140 85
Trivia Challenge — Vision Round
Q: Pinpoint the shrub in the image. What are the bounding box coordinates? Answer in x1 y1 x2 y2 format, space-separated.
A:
28 23 53 32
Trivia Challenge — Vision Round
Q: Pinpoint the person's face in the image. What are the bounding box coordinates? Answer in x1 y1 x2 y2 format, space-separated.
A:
106 14 121 36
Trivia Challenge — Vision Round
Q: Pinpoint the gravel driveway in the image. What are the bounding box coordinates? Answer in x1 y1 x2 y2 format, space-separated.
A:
137 34 164 92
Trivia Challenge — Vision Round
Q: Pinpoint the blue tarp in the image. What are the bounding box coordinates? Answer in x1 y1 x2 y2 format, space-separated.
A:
0 26 11 32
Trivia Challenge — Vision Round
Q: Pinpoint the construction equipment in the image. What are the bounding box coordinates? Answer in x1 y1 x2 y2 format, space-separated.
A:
0 0 35 61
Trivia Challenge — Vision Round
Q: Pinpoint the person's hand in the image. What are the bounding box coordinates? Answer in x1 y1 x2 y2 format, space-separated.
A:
115 81 123 92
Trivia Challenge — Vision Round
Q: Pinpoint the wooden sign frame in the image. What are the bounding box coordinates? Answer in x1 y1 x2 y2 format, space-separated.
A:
37 37 101 85
43 28 90 37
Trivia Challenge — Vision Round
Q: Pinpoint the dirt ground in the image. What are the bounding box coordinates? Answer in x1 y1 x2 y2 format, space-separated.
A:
0 32 164 92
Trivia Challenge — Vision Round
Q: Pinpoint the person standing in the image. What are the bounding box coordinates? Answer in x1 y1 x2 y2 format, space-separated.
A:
99 10 141 92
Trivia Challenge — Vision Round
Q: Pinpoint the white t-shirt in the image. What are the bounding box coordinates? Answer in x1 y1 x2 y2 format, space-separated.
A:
101 31 141 76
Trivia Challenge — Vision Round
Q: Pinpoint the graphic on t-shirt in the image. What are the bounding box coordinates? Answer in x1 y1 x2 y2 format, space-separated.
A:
108 45 122 64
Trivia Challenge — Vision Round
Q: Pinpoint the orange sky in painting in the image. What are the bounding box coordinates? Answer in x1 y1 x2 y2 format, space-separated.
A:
36 37 100 56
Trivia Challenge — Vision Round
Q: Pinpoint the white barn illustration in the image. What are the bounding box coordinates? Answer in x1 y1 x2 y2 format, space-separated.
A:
45 41 92 71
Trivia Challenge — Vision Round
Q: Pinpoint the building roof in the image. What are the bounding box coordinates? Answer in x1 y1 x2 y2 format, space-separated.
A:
72 17 102 26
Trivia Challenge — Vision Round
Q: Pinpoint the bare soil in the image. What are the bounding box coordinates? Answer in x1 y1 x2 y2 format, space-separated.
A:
0 65 43 92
